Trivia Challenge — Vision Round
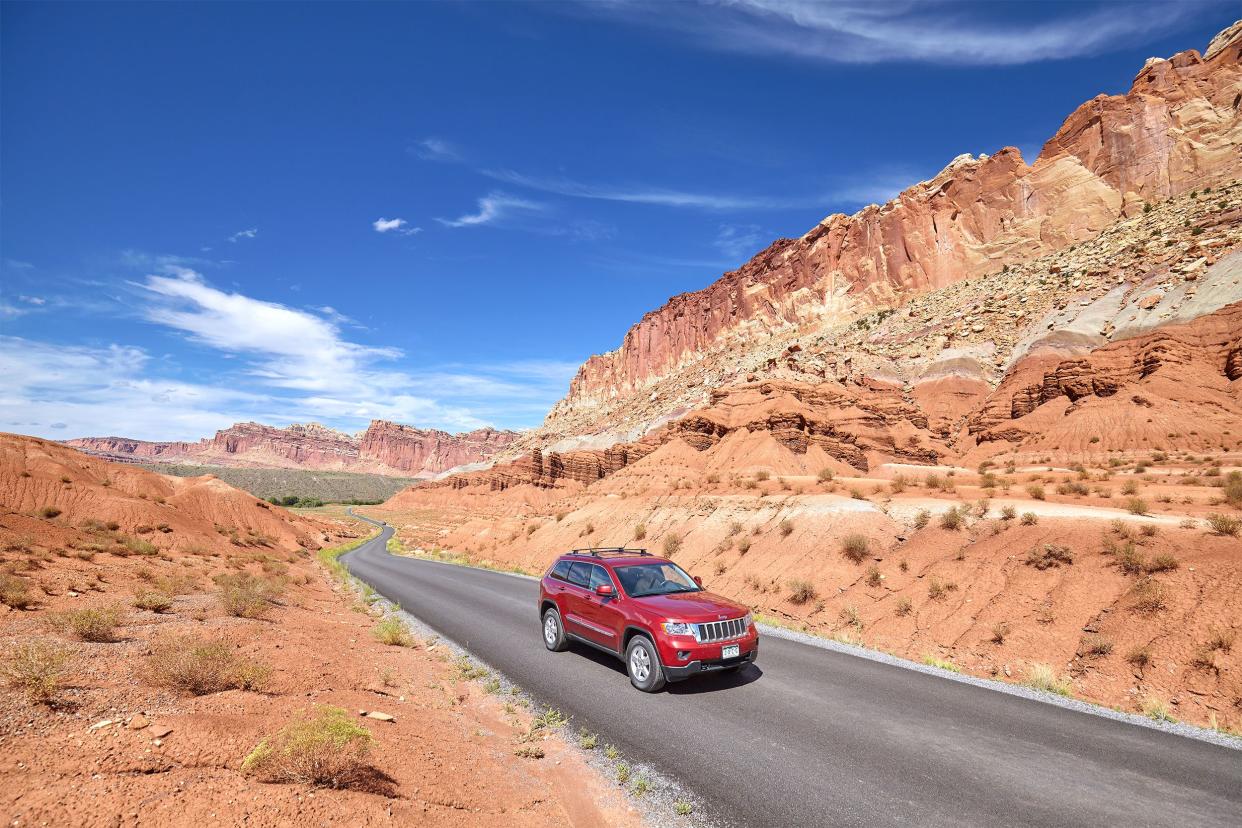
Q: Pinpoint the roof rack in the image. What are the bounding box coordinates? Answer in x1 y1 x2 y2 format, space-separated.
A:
569 547 652 557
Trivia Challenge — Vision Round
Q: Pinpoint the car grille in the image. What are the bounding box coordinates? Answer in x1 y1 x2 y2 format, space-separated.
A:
693 617 746 643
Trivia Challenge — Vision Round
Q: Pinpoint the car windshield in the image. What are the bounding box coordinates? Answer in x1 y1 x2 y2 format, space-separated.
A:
614 562 700 598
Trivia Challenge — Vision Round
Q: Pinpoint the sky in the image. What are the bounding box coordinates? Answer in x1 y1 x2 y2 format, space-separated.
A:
1 0 1235 440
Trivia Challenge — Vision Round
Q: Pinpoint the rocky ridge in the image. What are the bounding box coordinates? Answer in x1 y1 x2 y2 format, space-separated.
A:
542 25 1242 444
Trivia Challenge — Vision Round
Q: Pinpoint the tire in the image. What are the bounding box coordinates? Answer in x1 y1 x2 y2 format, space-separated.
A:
542 607 568 652
625 635 666 692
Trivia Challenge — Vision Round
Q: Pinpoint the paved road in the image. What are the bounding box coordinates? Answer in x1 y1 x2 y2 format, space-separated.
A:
343 519 1242 827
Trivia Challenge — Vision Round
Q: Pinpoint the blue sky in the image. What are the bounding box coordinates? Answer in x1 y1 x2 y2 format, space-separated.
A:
1 0 1234 440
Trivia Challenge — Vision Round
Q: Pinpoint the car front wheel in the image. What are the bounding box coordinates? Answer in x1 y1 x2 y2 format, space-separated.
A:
625 636 666 692
542 607 568 652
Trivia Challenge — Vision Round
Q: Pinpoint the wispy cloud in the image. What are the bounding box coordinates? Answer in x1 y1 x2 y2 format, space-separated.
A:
483 166 915 213
565 0 1212 65
714 223 766 260
411 137 461 162
435 192 544 228
372 217 423 235
229 227 258 242
4 259 35 270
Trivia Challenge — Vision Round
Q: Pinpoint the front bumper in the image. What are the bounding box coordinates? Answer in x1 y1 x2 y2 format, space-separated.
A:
662 640 758 681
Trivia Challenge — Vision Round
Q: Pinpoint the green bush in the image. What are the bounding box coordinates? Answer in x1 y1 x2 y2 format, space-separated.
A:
241 705 374 787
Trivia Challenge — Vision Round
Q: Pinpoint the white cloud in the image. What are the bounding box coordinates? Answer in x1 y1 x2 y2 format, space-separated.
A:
19 296 46 306
714 223 766 261
435 192 544 228
569 0 1209 65
372 217 423 235
0 336 269 441
229 228 258 242
412 137 461 162
4 259 34 270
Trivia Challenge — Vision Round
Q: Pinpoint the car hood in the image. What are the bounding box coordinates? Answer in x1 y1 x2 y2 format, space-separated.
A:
630 590 749 621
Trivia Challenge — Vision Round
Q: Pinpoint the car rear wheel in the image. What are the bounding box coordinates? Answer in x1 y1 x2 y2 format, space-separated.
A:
542 607 568 652
625 636 666 692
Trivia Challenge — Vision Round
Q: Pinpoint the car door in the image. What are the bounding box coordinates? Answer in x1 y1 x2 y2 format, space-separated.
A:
560 561 596 641
577 564 623 653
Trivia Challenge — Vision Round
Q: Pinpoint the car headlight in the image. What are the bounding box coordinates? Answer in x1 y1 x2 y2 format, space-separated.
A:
661 621 694 636
743 613 754 629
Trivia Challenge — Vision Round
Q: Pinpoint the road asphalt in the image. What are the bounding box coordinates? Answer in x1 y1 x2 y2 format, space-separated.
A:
342 518 1242 827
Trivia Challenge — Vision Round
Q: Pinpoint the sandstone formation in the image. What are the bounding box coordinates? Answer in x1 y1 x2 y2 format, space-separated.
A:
545 25 1242 439
67 420 519 479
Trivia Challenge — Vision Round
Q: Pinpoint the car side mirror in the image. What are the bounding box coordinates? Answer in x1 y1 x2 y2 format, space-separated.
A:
595 584 614 597
693 576 703 587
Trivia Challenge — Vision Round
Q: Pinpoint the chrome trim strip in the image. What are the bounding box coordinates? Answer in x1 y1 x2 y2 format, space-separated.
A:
566 613 613 637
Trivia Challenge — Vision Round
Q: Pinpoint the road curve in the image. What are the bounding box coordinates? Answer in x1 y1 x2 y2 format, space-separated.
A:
342 519 1242 827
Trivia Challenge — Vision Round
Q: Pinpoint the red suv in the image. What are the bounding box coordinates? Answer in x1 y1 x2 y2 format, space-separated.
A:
538 548 758 692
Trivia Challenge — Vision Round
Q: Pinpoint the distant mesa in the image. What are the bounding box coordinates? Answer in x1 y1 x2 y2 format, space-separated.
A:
65 419 519 479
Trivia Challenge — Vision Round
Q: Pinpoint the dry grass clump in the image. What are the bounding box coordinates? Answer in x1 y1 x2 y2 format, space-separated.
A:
816 468 834 482
894 597 912 616
1025 484 1045 501
0 573 33 609
1206 513 1240 536
1023 663 1072 696
372 617 413 647
913 509 930 529
242 705 374 788
147 633 270 695
990 622 1009 644
1125 646 1151 668
214 572 282 618
938 507 966 530
1080 634 1114 656
1024 544 1073 570
1142 695 1175 722
999 505 1017 521
1020 512 1038 526
52 606 122 642
633 523 646 540
37 506 62 519
865 566 882 588
1145 553 1179 574
840 533 869 563
662 534 683 556
787 579 817 605
927 577 957 601
1125 498 1149 516
1131 579 1168 614
133 590 174 613
2 640 73 704
778 518 794 537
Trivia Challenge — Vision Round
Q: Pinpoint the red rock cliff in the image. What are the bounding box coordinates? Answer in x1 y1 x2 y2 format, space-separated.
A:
550 27 1242 422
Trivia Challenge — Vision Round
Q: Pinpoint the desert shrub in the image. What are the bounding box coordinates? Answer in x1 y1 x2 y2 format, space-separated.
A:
817 468 834 482
736 537 751 555
0 574 33 609
990 622 1009 644
1025 484 1045 501
1125 498 1149 516
662 534 682 556
633 523 646 540
939 507 965 530
779 519 794 537
1024 663 1072 696
894 597 912 616
1131 580 1167 613
215 573 281 618
148 633 270 694
1145 553 1179 574
787 579 817 605
1207 629 1235 653
865 566 882 587
1056 481 1089 497
913 509 930 529
37 506 62 519
54 606 121 642
1142 696 1174 722
1223 471 1242 506
242 705 374 787
841 533 869 563
122 536 158 556
1206 513 1241 536
928 577 956 601
1080 634 1114 656
713 560 726 576
133 590 173 613
1020 512 1038 525
999 505 1016 521
1025 544 1073 570
2 640 72 704
373 617 412 647
1126 646 1151 668
1121 480 1139 496
1138 524 1158 538
1115 543 1145 574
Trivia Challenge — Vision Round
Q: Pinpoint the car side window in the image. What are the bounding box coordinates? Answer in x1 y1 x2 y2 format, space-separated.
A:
588 565 612 591
566 562 592 587
550 560 571 581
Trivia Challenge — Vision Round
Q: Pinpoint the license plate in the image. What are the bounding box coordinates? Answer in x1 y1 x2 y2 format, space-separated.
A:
722 644 740 659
